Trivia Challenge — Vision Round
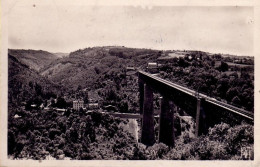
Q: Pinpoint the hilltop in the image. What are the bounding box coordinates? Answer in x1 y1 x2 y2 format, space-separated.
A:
40 47 161 90
8 49 60 71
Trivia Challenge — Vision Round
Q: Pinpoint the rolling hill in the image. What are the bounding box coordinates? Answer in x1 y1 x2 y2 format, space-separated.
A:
8 46 254 111
8 49 60 72
8 54 62 105
39 47 161 90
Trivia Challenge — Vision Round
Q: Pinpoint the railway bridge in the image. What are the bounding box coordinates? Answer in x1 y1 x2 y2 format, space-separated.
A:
138 70 253 146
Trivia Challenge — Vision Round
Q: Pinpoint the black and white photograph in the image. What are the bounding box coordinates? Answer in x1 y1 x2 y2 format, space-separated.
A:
0 0 259 166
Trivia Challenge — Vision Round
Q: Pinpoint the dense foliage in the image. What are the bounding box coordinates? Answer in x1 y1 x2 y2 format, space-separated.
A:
158 52 254 111
8 110 138 160
37 47 162 112
165 122 253 160
8 107 253 160
39 47 159 90
8 54 61 108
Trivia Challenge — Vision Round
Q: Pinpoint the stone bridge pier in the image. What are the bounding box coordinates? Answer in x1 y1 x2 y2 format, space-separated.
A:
139 78 205 147
140 84 155 146
158 96 175 146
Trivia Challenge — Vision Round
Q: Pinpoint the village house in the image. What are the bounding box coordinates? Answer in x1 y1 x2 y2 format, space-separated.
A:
147 62 159 73
88 103 99 110
73 100 84 110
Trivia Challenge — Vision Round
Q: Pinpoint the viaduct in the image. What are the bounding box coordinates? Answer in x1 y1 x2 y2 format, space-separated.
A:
138 70 254 146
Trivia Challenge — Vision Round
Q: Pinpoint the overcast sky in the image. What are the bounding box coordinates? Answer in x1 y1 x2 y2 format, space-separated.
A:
8 2 253 56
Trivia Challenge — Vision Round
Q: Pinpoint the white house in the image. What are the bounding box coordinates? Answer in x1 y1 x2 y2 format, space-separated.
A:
73 100 84 110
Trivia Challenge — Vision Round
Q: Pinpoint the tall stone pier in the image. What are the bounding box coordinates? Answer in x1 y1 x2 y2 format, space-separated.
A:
140 84 155 146
159 96 175 146
195 98 207 136
195 98 201 137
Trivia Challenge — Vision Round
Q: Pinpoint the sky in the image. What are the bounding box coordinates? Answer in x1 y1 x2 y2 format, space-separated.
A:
7 2 254 56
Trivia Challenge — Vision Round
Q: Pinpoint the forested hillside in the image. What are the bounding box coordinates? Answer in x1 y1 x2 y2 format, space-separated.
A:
8 47 254 112
8 109 253 160
9 49 59 71
158 52 254 111
8 47 254 160
40 47 160 90
8 54 61 108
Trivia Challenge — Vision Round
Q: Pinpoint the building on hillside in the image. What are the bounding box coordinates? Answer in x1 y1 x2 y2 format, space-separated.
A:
88 103 99 110
147 62 157 68
103 105 118 112
146 62 159 74
39 103 44 109
73 100 84 110
31 104 37 108
56 108 67 112
126 67 136 71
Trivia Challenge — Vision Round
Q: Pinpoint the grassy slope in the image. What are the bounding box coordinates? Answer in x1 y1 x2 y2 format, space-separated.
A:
8 49 59 71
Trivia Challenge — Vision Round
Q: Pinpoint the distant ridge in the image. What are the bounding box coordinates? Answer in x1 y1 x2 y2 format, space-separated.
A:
52 52 69 58
8 49 59 71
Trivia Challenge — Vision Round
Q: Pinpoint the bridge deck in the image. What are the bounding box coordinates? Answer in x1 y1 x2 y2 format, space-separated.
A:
138 70 253 121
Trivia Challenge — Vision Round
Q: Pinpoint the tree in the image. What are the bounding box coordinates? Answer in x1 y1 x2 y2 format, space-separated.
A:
55 97 67 108
216 78 229 99
94 66 101 74
35 83 42 96
226 87 239 102
84 94 89 104
77 85 82 91
51 99 55 107
29 81 33 88
213 54 222 60
8 129 16 154
65 108 71 117
232 96 241 105
79 108 84 116
118 101 129 113
178 58 189 68
106 89 118 101
217 61 229 72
